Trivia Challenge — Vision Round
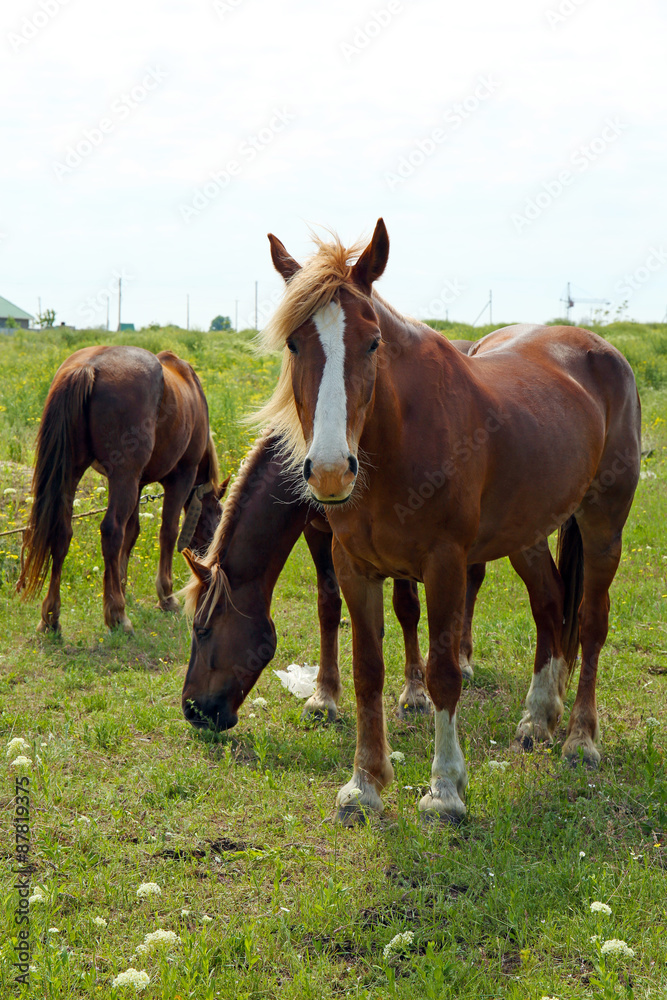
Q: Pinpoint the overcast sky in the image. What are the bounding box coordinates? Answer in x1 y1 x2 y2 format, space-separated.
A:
2 0 666 331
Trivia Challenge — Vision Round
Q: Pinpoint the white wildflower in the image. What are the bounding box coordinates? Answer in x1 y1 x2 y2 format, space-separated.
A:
403 785 414 791
600 938 635 958
180 909 190 917
590 901 612 915
579 851 586 858
95 486 106 494
29 889 46 904
348 787 363 799
92 566 100 573
93 916 108 928
248 712 256 719
134 944 148 956
383 930 415 960
137 929 180 954
6 737 30 759
646 717 659 726
3 487 17 495
10 755 32 767
389 751 406 764
488 760 509 771
72 499 81 508
251 697 268 708
26 496 34 504
111 967 150 991
76 815 91 825
138 512 154 519
48 927 60 934
136 882 161 898
590 934 600 943
201 914 213 923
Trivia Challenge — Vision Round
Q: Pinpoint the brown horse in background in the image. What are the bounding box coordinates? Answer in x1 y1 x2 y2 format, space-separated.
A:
253 219 640 824
17 346 223 633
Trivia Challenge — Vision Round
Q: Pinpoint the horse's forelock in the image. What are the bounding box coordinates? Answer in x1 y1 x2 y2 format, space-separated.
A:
182 562 231 624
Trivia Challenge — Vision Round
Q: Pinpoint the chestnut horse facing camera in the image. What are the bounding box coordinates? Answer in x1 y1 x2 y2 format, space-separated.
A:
17 346 223 633
181 339 566 736
253 219 640 824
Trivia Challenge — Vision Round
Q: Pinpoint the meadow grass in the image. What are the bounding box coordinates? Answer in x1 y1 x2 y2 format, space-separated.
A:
0 322 665 999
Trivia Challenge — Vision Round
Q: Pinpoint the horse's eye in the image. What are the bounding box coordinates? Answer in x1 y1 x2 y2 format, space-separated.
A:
368 338 381 354
287 339 298 355
194 625 211 641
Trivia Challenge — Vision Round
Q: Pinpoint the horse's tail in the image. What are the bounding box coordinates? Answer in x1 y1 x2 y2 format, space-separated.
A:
17 364 96 599
556 514 584 679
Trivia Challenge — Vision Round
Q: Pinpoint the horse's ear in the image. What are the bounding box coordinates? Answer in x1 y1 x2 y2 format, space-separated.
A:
182 548 211 585
217 475 231 501
352 218 389 293
268 234 301 282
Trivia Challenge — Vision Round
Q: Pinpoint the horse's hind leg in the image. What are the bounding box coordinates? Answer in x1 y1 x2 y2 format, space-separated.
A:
101 477 140 632
562 513 627 766
38 470 84 633
301 522 342 722
395 581 431 718
459 563 486 680
509 546 568 749
120 500 141 595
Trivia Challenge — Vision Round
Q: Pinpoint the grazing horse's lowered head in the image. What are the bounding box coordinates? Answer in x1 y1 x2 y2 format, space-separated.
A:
262 219 390 505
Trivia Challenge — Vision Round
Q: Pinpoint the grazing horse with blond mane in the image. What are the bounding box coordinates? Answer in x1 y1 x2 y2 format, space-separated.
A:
18 346 223 633
192 220 641 824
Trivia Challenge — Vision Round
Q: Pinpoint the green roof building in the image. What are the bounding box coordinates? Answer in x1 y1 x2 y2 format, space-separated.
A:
0 296 33 330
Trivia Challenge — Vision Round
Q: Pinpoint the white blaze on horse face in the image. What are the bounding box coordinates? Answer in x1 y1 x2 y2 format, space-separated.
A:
307 301 349 469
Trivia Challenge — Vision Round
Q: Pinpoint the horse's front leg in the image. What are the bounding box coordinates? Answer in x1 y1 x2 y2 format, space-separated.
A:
301 522 342 722
334 545 393 824
419 546 468 822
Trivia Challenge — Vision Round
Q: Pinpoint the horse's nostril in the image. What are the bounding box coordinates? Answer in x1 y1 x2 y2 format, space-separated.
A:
303 458 313 482
348 455 358 477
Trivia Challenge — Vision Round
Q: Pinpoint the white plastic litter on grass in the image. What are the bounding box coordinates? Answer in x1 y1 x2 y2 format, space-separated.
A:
273 662 319 698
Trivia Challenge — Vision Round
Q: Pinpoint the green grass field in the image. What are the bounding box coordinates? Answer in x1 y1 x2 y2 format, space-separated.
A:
0 321 665 999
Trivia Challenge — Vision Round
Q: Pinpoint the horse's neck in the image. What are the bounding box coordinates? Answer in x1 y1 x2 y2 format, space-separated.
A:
222 444 312 595
368 298 477 448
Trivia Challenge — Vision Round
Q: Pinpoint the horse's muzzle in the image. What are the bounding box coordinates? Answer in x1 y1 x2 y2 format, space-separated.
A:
182 697 238 731
303 454 357 503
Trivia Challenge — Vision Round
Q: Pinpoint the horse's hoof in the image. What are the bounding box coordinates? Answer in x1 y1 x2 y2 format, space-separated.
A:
562 736 601 769
335 776 384 825
37 619 60 635
459 655 474 680
418 779 466 824
397 687 432 720
336 803 370 827
158 595 180 613
108 616 134 635
514 716 556 750
302 691 338 723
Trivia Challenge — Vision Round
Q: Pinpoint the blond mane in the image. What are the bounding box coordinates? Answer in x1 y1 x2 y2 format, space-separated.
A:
249 231 368 465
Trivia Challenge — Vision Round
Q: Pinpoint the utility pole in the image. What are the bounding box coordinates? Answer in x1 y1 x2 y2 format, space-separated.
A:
254 281 258 331
186 294 190 331
471 289 493 327
117 277 122 331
